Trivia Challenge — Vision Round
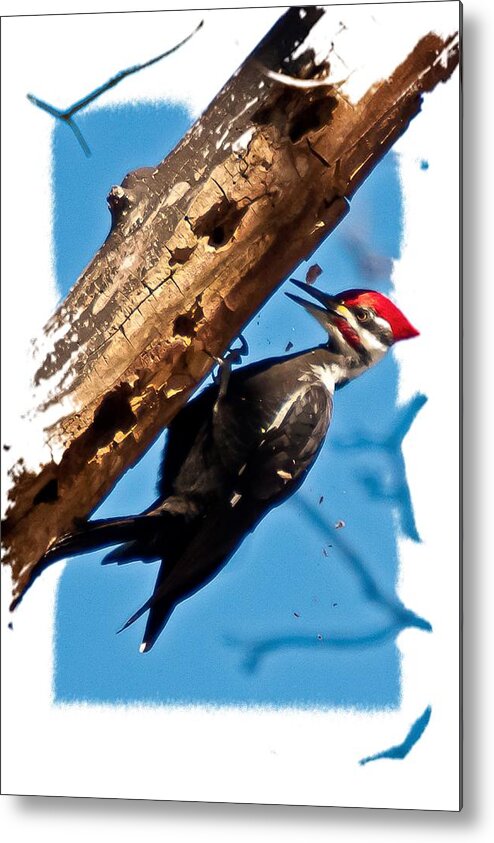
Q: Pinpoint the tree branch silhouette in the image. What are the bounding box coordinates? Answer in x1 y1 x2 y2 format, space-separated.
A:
331 393 427 541
227 494 431 673
27 19 204 156
359 705 432 765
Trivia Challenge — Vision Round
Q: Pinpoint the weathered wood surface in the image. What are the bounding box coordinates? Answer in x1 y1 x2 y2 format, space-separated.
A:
2 6 459 608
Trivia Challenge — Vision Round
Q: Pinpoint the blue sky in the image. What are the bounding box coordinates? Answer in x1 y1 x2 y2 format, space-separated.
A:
51 101 428 709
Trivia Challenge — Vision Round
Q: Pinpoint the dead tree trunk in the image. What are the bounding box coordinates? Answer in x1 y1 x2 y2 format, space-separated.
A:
2 6 459 608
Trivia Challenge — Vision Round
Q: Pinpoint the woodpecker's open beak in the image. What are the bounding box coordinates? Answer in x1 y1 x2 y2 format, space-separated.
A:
285 279 352 327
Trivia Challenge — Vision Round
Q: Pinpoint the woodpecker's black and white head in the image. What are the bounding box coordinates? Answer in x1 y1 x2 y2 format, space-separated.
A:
286 279 419 382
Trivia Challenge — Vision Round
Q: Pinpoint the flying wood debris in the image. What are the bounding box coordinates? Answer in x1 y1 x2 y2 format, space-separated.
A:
305 264 323 285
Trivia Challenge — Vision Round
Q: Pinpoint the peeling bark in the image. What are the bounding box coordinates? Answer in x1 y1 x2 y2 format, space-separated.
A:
2 6 459 608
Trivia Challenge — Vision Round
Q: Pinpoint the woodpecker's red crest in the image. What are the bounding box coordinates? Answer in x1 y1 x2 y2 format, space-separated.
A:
286 279 419 349
336 289 419 342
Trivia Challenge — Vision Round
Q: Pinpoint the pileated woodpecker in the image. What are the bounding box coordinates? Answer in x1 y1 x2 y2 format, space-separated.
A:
35 280 419 652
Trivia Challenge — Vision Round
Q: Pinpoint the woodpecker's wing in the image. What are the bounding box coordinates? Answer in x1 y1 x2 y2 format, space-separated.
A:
157 386 217 499
124 382 333 651
215 380 334 502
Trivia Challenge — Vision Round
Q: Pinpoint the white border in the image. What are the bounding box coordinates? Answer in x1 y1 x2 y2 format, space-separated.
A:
1 2 460 811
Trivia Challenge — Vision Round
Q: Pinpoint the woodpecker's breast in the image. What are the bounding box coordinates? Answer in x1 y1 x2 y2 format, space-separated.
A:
302 362 337 393
231 350 335 436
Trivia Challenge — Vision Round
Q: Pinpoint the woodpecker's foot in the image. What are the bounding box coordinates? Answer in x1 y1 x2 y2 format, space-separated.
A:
215 334 249 368
213 335 249 401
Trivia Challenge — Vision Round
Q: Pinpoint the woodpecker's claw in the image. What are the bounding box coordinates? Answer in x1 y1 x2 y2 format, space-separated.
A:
213 334 250 404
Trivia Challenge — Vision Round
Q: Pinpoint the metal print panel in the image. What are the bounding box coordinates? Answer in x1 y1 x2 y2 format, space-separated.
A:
1 2 461 810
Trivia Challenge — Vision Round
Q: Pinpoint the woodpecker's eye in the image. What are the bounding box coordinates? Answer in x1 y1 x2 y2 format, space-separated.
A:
355 307 369 323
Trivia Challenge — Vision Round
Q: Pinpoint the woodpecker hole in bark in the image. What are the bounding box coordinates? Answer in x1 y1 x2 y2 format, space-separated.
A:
107 187 133 228
209 225 222 245
92 383 137 446
192 196 248 248
168 244 197 267
173 314 196 338
33 478 59 505
288 95 337 143
252 87 337 145
173 301 204 338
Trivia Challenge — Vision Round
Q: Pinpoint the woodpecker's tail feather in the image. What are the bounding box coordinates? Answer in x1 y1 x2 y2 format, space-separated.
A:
118 594 177 653
140 599 178 652
119 506 257 652
101 541 158 565
117 596 154 635
117 559 178 653
121 546 236 653
10 514 162 612
42 514 162 563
